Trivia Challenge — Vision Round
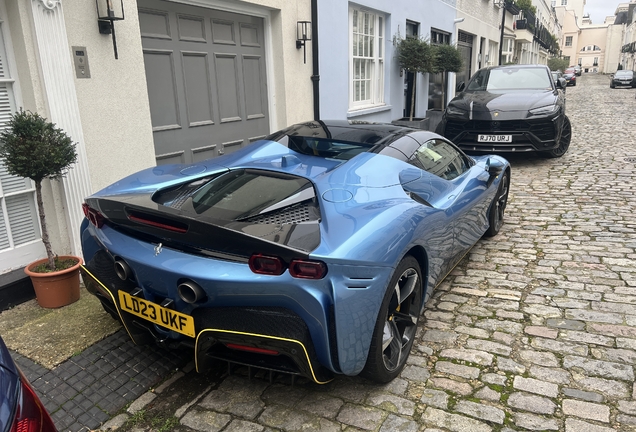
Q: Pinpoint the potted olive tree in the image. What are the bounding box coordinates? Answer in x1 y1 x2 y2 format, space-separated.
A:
0 109 81 308
393 36 435 127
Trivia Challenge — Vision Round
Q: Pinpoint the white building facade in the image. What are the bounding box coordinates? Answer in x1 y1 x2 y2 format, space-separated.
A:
0 0 316 295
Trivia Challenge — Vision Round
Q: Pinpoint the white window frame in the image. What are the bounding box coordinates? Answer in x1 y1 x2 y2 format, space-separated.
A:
565 36 572 47
0 4 45 272
349 6 385 111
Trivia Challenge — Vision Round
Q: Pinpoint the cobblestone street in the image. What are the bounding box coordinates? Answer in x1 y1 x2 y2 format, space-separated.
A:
102 72 636 432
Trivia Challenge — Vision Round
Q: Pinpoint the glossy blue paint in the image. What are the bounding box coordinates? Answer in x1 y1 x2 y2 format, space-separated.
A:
81 126 510 378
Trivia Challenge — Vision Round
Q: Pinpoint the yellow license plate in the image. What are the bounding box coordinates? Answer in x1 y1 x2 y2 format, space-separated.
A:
118 291 195 337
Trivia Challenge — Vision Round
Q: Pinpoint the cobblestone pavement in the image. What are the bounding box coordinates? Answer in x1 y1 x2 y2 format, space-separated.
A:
93 72 635 431
13 330 189 431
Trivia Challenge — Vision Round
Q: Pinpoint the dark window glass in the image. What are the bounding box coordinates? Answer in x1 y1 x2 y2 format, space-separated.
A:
379 136 421 160
272 135 374 160
467 67 552 91
186 169 315 220
411 139 469 180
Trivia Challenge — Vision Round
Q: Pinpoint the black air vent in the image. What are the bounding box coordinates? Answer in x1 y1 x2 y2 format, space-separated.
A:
242 202 314 224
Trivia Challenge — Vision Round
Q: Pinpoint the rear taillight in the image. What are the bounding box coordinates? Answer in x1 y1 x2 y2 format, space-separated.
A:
249 254 285 275
10 371 56 432
128 213 188 233
248 254 327 279
82 202 104 228
290 260 327 279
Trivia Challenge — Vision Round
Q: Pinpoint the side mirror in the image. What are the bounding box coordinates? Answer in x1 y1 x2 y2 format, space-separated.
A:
486 157 505 177
557 77 567 89
457 82 466 92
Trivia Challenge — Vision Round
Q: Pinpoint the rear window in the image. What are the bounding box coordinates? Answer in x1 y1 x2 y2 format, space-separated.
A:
272 135 373 160
615 71 633 78
154 169 318 222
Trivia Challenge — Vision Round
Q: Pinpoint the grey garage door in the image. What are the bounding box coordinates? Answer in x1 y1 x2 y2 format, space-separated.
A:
138 1 270 165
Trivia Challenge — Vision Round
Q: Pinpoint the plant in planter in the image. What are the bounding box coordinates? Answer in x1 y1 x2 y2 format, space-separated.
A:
0 109 81 308
396 36 435 121
431 43 463 110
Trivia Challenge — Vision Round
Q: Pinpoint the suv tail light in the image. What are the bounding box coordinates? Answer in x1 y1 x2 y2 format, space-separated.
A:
82 203 104 228
10 370 56 432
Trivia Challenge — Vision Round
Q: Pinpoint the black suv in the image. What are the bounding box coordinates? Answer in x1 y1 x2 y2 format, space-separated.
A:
438 64 570 158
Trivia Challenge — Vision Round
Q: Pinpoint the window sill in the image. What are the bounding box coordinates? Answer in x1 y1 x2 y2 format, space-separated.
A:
347 104 392 118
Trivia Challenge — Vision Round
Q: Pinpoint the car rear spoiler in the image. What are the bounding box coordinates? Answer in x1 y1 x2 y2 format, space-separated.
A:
84 195 320 262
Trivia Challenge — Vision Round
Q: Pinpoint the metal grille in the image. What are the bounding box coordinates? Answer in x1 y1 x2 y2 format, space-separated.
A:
166 186 200 209
243 202 313 224
193 306 309 341
458 31 473 45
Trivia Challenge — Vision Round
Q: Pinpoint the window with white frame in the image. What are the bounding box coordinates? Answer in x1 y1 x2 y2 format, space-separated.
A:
561 0 567 5
0 16 43 270
349 6 385 110
565 36 572 47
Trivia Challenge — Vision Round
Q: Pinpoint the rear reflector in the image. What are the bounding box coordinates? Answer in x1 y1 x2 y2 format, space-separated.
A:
289 260 327 279
128 213 188 233
226 343 279 356
82 203 104 228
248 254 285 275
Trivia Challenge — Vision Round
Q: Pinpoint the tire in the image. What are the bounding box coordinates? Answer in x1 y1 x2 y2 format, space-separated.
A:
361 256 422 383
484 171 510 237
542 115 571 158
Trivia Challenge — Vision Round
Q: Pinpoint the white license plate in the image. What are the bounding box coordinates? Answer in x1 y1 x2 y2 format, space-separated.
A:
478 135 512 143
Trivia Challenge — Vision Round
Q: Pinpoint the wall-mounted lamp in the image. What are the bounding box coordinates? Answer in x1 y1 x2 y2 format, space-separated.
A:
296 21 311 64
96 0 125 59
485 54 490 63
478 53 482 62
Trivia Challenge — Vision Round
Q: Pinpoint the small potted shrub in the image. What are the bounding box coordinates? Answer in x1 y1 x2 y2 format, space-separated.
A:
393 36 435 128
0 109 82 308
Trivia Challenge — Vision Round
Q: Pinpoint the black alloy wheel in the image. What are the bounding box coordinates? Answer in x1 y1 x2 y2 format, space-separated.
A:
362 256 422 383
543 115 571 158
484 171 510 237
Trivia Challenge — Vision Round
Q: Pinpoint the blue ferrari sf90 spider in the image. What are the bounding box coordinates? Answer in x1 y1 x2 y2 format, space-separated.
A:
80 121 510 383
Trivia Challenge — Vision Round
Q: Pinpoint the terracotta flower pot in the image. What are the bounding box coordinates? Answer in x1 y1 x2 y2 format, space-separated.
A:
24 255 83 308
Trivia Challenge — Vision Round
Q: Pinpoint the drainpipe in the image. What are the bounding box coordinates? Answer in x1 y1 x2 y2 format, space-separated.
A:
499 7 506 65
311 0 320 120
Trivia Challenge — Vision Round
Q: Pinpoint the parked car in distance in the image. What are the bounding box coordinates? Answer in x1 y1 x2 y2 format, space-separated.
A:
571 65 581 76
610 70 635 88
551 71 566 93
563 68 577 86
0 336 56 432
81 120 511 384
438 64 571 158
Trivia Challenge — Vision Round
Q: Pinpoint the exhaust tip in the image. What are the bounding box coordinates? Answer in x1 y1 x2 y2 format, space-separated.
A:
178 281 206 304
114 259 132 281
